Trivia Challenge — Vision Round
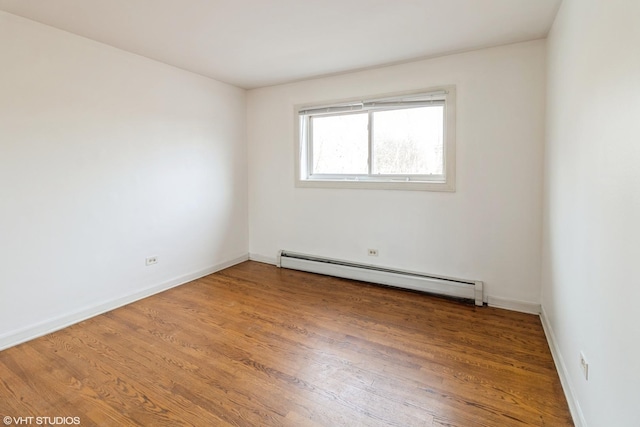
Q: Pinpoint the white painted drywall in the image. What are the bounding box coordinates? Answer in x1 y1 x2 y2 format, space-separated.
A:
542 0 640 425
0 11 248 347
247 40 546 306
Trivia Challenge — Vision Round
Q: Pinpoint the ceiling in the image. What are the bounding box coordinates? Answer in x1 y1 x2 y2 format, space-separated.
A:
0 0 562 89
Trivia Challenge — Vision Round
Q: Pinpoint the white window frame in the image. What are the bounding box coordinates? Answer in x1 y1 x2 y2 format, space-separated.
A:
294 86 456 191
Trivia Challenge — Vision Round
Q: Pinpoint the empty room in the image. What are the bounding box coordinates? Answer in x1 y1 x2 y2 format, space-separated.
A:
1 0 638 426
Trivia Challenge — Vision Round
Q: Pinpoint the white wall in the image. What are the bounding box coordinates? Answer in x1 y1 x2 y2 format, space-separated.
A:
0 11 248 348
542 0 640 425
247 40 546 308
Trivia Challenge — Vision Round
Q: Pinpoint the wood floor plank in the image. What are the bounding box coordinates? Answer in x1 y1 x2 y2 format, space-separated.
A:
0 261 573 426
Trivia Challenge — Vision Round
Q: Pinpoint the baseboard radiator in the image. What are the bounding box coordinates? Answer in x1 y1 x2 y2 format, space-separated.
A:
277 250 483 306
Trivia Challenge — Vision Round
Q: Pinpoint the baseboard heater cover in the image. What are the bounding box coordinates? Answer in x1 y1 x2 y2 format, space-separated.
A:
277 250 483 306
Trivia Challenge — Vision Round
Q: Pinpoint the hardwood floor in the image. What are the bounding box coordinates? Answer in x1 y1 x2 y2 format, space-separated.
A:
0 261 572 426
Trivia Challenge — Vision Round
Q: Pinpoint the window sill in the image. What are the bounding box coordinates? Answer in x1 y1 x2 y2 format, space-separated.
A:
295 178 455 192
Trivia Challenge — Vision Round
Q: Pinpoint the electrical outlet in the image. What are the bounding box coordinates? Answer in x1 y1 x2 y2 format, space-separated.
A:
145 256 158 266
580 352 589 380
367 249 378 256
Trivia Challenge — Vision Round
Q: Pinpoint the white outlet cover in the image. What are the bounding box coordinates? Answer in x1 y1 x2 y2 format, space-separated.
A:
580 352 589 380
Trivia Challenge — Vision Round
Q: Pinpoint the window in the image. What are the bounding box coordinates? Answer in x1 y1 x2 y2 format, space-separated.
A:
295 86 455 191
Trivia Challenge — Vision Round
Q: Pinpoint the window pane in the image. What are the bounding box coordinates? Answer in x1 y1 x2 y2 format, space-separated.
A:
311 113 368 174
372 106 444 175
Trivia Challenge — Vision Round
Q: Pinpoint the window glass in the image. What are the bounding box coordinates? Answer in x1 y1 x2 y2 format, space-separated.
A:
311 113 368 174
371 106 444 175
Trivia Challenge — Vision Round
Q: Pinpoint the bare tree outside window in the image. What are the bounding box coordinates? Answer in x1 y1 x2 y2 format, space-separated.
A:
372 107 443 175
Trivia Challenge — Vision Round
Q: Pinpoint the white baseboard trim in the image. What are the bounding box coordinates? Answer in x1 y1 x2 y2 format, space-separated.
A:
540 306 587 427
0 254 249 352
487 296 541 314
249 253 277 265
250 252 540 315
